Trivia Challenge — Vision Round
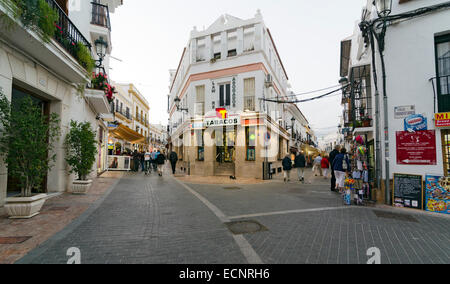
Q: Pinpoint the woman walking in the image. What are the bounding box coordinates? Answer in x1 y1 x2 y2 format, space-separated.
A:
332 148 351 192
321 155 330 179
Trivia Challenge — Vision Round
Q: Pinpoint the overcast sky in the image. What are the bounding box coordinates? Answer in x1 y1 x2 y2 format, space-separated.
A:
109 0 366 138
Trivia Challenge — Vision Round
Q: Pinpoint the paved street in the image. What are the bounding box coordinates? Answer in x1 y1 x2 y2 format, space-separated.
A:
17 167 450 264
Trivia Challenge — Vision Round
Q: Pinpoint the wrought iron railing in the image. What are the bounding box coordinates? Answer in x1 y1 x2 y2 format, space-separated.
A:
431 74 450 113
91 2 111 30
45 0 92 59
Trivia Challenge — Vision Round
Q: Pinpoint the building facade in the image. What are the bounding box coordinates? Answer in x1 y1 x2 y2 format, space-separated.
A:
0 0 123 206
149 124 168 152
339 0 450 203
167 12 316 179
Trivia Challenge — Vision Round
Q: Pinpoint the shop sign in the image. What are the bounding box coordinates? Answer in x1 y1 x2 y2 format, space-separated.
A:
425 175 450 215
434 112 450 128
396 130 437 165
404 114 427 132
393 173 423 209
394 105 415 119
205 108 240 127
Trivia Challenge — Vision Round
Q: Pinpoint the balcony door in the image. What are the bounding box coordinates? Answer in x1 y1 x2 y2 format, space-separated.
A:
55 0 68 15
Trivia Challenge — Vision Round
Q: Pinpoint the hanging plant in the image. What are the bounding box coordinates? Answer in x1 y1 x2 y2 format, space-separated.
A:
90 72 116 102
75 42 95 73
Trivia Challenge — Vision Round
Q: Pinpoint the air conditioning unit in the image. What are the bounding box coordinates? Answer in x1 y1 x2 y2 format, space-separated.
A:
265 74 273 88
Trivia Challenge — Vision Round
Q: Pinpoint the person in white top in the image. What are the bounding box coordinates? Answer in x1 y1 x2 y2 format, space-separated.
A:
313 155 323 176
144 151 152 175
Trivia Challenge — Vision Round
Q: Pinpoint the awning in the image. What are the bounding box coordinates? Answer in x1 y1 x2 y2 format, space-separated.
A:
109 124 145 144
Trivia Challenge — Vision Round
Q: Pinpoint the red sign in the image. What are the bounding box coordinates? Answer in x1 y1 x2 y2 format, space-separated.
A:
435 113 450 127
216 108 228 119
396 130 437 165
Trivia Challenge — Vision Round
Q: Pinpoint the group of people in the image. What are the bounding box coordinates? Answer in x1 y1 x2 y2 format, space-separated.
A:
281 145 351 190
131 149 180 177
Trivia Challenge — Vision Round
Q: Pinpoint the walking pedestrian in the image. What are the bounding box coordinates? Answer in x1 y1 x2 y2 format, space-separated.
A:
294 151 306 182
282 154 293 183
321 155 330 179
169 151 178 175
140 151 145 172
313 155 323 176
144 150 151 175
132 150 140 172
332 148 351 193
329 145 341 192
151 150 158 171
156 150 166 177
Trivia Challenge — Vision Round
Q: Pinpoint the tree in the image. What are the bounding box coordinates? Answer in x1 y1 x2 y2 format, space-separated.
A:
65 120 97 181
0 92 60 197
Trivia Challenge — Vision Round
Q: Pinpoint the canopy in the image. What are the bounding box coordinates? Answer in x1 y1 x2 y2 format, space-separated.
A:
109 124 145 144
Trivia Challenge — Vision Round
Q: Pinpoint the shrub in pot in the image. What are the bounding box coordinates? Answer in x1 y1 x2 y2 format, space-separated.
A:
65 120 97 194
0 92 60 218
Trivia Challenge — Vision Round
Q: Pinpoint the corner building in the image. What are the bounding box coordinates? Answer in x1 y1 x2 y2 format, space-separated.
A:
168 11 312 179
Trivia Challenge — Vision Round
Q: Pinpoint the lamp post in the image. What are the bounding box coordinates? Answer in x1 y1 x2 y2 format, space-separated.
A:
174 96 189 113
94 36 108 72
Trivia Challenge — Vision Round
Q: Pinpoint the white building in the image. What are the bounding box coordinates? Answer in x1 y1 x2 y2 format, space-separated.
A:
168 11 316 178
339 0 450 203
0 0 123 206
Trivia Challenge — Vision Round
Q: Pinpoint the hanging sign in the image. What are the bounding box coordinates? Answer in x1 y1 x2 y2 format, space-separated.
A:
396 130 437 165
425 175 450 215
404 114 427 132
435 112 450 128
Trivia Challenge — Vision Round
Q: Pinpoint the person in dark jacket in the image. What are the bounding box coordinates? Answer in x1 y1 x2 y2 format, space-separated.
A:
156 150 166 177
294 152 306 182
282 154 293 183
329 145 341 191
332 148 351 192
169 151 178 175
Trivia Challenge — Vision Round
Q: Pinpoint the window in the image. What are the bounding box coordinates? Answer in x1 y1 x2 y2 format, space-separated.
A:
214 52 221 60
246 126 256 161
195 85 205 116
219 83 231 107
228 49 237 57
278 136 285 160
126 107 130 119
120 102 123 113
244 78 256 111
436 34 450 112
443 130 450 176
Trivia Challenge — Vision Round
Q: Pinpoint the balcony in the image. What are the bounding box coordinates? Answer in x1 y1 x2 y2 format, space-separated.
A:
0 0 92 83
85 89 112 116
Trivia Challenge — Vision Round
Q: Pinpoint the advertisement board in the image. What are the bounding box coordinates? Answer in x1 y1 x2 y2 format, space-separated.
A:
393 174 423 209
435 112 450 128
396 130 437 165
425 175 450 215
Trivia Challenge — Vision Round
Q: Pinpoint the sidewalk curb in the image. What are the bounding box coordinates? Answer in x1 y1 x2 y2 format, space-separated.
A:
15 175 123 264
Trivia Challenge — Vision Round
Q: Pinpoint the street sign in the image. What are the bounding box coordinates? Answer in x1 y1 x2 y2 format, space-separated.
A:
396 130 437 165
394 105 415 119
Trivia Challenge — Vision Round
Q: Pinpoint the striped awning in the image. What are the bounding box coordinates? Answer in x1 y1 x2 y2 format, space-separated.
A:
109 124 145 144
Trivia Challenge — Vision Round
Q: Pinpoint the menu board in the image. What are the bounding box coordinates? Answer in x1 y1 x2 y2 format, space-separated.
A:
425 175 450 215
393 174 423 209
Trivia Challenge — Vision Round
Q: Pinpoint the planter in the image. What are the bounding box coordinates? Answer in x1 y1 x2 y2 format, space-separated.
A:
362 120 371 127
71 180 93 195
5 194 47 219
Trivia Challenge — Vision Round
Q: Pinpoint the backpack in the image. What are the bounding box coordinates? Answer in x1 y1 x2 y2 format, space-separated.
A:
342 154 348 171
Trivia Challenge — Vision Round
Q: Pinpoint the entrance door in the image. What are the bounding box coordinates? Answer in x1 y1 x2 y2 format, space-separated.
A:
216 126 236 164
7 86 50 195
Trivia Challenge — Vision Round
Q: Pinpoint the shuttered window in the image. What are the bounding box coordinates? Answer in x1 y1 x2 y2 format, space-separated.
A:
244 78 256 111
436 34 450 112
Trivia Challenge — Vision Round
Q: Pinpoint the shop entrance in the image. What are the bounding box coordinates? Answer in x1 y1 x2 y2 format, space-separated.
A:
7 86 50 196
215 126 236 176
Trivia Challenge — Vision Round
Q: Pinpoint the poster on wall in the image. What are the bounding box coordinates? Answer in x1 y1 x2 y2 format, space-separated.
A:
425 175 450 215
404 114 427 132
396 130 437 165
393 174 423 209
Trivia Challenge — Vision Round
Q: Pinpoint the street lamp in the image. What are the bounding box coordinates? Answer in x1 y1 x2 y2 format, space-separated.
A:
174 96 188 113
95 36 108 68
374 0 392 18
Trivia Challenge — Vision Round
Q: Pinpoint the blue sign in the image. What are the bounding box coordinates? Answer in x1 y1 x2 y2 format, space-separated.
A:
404 114 427 132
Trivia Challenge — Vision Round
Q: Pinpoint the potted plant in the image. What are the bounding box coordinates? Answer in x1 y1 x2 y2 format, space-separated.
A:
90 72 116 103
361 116 372 127
65 121 98 194
0 92 60 219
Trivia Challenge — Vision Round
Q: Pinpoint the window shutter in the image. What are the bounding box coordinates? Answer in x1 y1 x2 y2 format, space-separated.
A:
226 84 231 106
219 85 224 107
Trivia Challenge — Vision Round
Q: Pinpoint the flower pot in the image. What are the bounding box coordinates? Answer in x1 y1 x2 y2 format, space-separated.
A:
362 120 371 127
5 194 47 219
71 180 93 195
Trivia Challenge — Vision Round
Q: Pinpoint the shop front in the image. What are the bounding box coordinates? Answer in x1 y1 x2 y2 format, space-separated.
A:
107 123 145 171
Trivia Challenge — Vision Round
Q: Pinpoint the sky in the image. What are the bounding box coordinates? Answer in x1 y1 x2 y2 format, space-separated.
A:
109 0 366 138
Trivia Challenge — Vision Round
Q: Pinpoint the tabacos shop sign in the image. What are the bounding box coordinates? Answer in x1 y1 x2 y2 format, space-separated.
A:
205 108 239 127
435 112 450 128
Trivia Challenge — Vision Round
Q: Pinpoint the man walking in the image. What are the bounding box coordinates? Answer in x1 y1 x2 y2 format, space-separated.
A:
282 154 293 183
294 151 306 182
313 154 323 176
169 150 178 175
156 150 166 177
329 145 341 192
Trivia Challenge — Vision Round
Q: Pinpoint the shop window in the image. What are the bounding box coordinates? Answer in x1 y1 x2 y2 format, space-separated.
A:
442 130 450 176
436 34 450 112
246 126 256 161
197 130 205 161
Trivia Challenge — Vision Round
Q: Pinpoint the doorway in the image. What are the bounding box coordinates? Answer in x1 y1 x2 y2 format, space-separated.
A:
7 86 50 196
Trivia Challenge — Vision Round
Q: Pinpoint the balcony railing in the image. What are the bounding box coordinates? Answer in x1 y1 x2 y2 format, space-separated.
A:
91 2 111 30
45 0 92 60
244 96 255 111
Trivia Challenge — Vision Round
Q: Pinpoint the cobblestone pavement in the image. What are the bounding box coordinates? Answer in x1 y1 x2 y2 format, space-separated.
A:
17 167 450 264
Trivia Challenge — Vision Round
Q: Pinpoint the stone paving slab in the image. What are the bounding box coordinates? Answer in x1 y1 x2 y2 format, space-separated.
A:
0 172 123 264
